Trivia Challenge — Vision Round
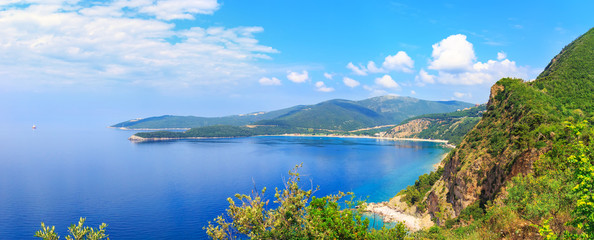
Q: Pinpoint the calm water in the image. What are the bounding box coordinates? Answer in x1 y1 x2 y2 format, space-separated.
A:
0 122 448 239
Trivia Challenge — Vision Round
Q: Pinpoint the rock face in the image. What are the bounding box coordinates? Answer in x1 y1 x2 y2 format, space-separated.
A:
381 119 432 138
425 80 549 223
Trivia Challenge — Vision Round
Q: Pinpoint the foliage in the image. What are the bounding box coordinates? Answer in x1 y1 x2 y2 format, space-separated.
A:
397 167 443 209
35 218 108 240
566 121 594 239
134 125 335 139
205 164 408 239
398 28 594 239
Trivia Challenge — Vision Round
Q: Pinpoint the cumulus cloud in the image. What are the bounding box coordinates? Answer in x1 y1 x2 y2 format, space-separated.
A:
410 90 416 95
315 81 334 92
259 77 281 86
323 72 333 80
382 51 414 72
342 77 360 88
419 34 531 85
366 61 383 73
415 69 436 86
0 0 278 91
497 51 507 60
375 75 400 89
454 92 472 98
429 34 476 72
346 62 367 76
435 59 529 85
287 70 309 83
347 51 414 76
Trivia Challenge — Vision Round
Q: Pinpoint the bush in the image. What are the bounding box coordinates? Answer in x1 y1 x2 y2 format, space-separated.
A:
204 164 408 239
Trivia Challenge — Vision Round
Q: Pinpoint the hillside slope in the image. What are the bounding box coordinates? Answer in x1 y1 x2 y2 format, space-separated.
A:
110 105 306 129
400 28 594 239
114 95 474 131
381 105 485 145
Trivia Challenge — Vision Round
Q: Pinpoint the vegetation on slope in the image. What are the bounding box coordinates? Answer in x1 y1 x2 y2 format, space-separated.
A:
395 28 594 239
383 105 485 145
134 125 333 139
111 106 306 129
114 96 474 131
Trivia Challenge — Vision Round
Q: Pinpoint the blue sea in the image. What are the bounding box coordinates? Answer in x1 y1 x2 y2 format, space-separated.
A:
0 121 449 239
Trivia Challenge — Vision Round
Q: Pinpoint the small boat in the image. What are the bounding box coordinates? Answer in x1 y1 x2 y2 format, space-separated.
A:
32 125 36 130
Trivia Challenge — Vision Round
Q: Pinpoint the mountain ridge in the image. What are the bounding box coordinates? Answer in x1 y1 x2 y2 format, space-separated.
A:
112 95 475 131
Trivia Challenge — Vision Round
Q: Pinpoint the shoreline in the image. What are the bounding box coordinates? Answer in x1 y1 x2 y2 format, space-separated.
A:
108 126 191 131
128 133 451 144
364 202 434 232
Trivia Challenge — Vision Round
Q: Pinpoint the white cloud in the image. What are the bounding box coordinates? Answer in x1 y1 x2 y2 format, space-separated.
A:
363 85 388 97
410 90 416 95
0 1 278 91
497 51 507 60
347 51 414 76
259 77 281 86
137 0 220 20
315 81 334 92
346 62 367 76
366 61 383 73
421 34 531 85
323 72 333 80
454 92 472 98
375 75 399 89
287 70 309 83
436 59 529 85
429 34 476 72
415 69 435 86
382 51 414 73
342 77 360 88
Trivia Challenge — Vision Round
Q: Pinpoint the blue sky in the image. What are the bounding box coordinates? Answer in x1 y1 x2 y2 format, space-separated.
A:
1 0 592 124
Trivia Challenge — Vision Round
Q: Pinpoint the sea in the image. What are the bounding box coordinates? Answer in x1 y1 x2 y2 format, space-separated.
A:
0 120 449 239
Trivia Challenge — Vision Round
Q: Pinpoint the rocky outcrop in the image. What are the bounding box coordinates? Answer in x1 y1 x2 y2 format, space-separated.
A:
424 80 550 222
381 119 432 138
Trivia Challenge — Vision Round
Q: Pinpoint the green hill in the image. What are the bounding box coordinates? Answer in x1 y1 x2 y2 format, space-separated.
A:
111 105 306 129
397 28 594 239
114 95 474 131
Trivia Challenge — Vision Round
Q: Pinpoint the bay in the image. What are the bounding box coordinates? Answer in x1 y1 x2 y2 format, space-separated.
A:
0 122 448 239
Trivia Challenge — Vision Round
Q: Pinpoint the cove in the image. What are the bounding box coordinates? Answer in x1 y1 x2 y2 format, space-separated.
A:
0 125 448 239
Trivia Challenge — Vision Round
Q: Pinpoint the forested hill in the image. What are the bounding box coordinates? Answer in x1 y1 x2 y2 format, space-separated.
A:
112 95 474 131
401 27 594 239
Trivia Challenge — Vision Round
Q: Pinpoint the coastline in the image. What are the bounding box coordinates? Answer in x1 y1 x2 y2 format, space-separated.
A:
108 126 191 131
364 141 451 231
128 132 451 144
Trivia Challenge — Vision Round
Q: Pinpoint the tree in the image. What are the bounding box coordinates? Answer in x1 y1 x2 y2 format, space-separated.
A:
204 164 408 239
567 121 594 239
35 217 109 240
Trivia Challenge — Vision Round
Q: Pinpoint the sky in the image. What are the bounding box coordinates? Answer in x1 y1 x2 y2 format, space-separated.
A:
0 0 593 125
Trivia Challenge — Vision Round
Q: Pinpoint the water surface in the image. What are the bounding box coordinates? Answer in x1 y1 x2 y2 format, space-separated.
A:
0 124 448 239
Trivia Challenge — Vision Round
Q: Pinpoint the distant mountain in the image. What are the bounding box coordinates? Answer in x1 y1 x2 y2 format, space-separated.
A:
111 105 306 129
113 95 474 131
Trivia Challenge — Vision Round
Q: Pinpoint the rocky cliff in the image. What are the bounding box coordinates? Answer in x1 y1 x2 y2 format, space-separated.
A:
418 28 594 226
